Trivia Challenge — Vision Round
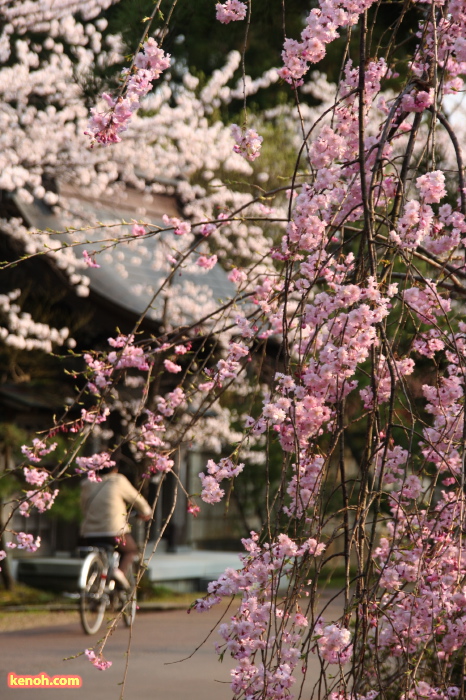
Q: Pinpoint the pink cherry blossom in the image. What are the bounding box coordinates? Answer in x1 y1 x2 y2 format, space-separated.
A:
86 39 170 146
8 533 41 552
401 88 434 112
107 334 149 371
162 215 191 236
187 501 201 516
150 455 174 473
75 452 115 478
228 268 247 284
131 224 146 237
416 170 447 204
82 249 100 268
231 124 263 161
196 254 218 270
199 473 225 504
21 439 57 464
164 359 182 374
199 223 217 236
85 649 112 671
216 1 247 24
23 467 49 487
198 381 215 391
316 624 353 664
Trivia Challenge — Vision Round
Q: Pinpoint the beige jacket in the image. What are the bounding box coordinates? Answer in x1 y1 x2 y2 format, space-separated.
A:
80 473 151 537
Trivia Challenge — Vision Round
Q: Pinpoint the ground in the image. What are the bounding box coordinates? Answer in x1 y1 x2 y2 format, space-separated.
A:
0 594 343 699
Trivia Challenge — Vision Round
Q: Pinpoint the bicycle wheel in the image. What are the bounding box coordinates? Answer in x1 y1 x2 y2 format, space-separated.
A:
79 552 107 635
121 567 137 627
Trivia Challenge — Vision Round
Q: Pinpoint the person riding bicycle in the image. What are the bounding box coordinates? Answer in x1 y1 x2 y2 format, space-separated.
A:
80 462 151 588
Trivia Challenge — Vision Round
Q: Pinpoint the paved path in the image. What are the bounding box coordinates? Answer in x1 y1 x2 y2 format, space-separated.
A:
0 597 344 699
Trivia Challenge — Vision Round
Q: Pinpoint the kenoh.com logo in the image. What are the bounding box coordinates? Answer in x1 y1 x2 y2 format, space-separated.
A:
8 672 82 689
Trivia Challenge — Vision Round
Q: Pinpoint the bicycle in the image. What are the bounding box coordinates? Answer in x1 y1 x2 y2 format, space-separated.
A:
78 544 137 635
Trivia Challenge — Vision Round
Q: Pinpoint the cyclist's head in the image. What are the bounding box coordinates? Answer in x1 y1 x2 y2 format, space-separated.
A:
99 466 118 476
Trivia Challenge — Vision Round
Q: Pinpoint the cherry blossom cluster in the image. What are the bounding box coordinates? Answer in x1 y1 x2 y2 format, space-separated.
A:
416 171 447 205
86 38 171 145
164 359 182 374
278 0 378 84
162 215 192 237
68 327 242 488
108 334 150 371
75 452 115 481
231 124 263 162
401 88 434 113
284 454 326 518
404 683 461 700
315 623 353 664
81 407 110 425
374 444 409 489
1 0 114 33
371 492 466 687
194 532 328 697
119 381 190 479
242 277 399 456
136 409 175 476
421 369 464 478
411 0 466 93
203 338 250 389
199 457 244 504
82 249 100 268
424 204 466 258
215 1 247 24
359 355 415 409
0 290 71 353
196 254 218 270
19 488 59 517
6 532 41 552
84 334 150 394
21 438 57 464
412 330 445 359
403 282 451 325
23 467 50 487
156 387 185 418
84 649 112 671
389 200 435 250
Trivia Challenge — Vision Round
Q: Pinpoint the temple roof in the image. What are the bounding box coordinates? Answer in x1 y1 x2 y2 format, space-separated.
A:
13 183 235 327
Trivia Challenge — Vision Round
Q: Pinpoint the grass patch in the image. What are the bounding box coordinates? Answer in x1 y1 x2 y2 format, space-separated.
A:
141 584 203 606
0 610 78 633
0 583 66 607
